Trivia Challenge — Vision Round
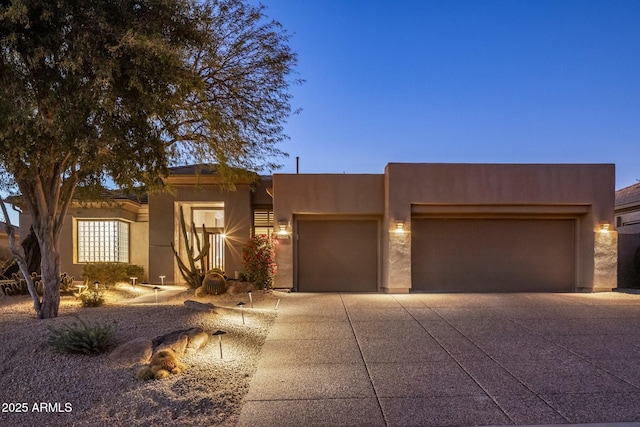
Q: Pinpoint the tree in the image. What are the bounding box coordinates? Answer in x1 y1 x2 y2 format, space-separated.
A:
0 0 299 318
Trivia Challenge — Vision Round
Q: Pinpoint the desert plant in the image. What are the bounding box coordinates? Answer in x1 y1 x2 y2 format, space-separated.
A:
47 318 117 355
242 235 277 289
79 287 105 307
202 270 227 295
82 263 144 288
1 272 75 296
171 206 211 289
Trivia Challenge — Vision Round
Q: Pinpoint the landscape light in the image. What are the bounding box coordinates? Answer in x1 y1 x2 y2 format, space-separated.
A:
212 330 227 359
237 301 246 324
130 277 138 288
153 286 160 303
159 275 165 285
247 290 253 308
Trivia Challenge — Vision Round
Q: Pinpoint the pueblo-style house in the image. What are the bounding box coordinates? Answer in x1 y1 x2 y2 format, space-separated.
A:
19 163 617 293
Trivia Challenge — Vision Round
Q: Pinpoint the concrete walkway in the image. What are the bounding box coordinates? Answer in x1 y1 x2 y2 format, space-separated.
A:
237 292 640 427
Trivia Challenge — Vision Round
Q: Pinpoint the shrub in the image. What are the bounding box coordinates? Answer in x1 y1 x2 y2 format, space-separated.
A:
79 287 105 307
47 318 117 355
82 263 144 287
242 235 277 289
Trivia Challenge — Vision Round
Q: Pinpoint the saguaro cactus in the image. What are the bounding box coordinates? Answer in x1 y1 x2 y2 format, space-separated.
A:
171 206 211 289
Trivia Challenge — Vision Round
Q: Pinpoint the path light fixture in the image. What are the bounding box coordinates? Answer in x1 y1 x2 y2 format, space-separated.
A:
159 275 165 285
94 281 99 290
237 301 246 324
130 277 138 288
212 330 227 359
153 286 160 303
274 298 281 310
247 290 253 308
75 284 86 298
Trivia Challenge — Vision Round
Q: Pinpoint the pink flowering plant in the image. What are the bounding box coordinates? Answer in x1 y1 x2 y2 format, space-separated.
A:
242 234 277 289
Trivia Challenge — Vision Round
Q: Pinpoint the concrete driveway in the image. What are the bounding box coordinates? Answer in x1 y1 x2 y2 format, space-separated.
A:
237 292 640 427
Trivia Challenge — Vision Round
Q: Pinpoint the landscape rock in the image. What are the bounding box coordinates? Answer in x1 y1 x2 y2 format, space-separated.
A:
184 299 216 312
152 327 209 356
108 337 153 365
226 281 254 295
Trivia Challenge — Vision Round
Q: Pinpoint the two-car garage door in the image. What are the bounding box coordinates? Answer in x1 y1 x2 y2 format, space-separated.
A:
411 218 575 292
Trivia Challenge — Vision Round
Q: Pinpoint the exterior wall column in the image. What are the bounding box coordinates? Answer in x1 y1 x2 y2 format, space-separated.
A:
593 229 618 291
382 219 412 293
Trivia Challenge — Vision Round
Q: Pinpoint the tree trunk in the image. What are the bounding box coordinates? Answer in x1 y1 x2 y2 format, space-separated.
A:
38 237 60 319
22 227 41 275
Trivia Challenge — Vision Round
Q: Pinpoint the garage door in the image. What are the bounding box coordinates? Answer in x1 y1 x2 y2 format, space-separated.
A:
411 218 575 292
297 219 378 292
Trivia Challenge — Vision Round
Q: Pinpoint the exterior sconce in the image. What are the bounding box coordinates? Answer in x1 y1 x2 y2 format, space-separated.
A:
395 221 405 234
277 221 290 238
599 223 610 233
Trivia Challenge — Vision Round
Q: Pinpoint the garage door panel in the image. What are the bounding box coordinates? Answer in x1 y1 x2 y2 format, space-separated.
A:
297 219 378 292
412 218 575 292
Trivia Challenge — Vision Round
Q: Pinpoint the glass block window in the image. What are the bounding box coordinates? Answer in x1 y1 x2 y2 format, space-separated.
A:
77 220 129 263
253 209 274 237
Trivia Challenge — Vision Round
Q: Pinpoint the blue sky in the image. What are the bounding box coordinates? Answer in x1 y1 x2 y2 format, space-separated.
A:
257 0 640 189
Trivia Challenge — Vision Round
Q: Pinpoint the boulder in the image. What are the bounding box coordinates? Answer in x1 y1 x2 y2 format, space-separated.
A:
152 327 209 357
109 338 153 365
184 299 216 312
226 281 254 295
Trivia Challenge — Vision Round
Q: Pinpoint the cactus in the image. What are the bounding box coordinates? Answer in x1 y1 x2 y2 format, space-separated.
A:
170 206 211 289
202 270 227 295
1 272 74 297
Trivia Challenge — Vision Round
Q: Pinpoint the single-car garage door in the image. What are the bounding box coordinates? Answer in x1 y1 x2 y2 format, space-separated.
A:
412 218 575 292
297 219 378 292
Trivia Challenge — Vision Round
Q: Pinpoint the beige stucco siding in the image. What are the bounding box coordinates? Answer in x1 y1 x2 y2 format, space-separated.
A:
273 174 385 289
275 163 616 293
148 184 253 284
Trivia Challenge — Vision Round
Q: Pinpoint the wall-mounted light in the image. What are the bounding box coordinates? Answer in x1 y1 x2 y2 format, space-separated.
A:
277 221 290 238
599 223 610 233
395 221 405 234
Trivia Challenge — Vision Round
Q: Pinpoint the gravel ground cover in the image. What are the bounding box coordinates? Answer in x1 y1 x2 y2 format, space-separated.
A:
0 285 281 427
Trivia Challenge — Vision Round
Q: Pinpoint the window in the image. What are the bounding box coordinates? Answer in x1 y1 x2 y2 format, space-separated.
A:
253 209 274 236
77 220 129 263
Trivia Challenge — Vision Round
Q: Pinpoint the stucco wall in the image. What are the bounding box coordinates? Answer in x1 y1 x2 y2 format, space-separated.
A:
19 202 147 282
383 163 616 292
274 163 616 293
273 174 385 289
148 184 253 285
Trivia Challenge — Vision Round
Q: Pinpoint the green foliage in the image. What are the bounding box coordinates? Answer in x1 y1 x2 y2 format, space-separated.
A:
47 318 117 355
0 0 298 318
82 263 144 287
171 206 210 289
79 287 105 308
242 235 277 289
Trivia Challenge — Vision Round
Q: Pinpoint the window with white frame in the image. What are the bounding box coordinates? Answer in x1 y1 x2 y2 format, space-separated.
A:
77 220 130 263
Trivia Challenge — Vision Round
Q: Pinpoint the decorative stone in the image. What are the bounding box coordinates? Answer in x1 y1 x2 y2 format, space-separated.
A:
152 327 209 356
184 299 216 312
226 281 254 295
109 338 153 365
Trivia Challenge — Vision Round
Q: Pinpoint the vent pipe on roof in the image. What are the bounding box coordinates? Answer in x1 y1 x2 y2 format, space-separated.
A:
296 156 299 174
